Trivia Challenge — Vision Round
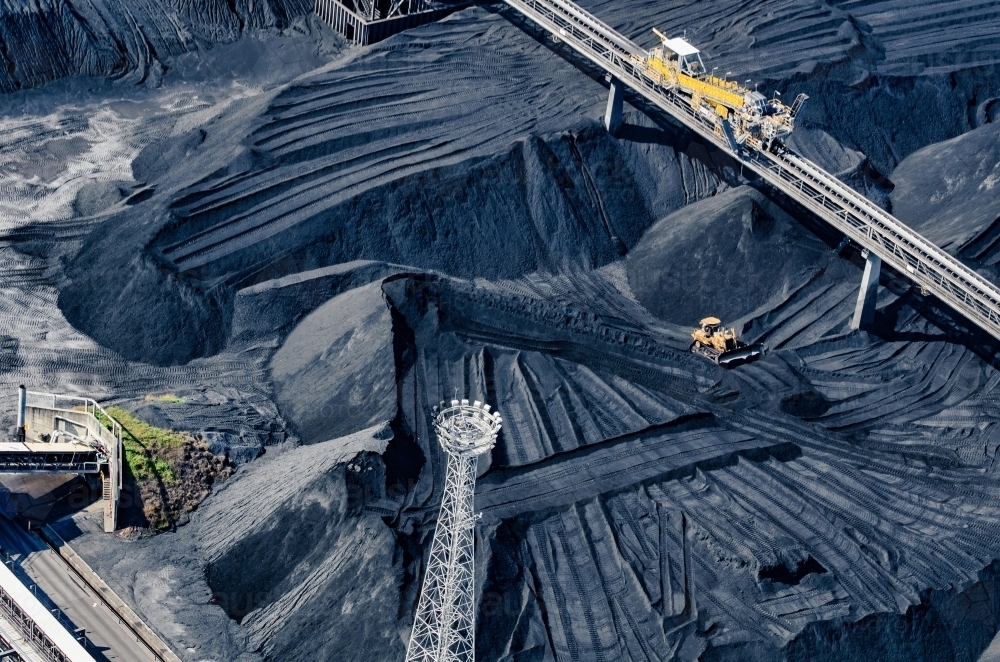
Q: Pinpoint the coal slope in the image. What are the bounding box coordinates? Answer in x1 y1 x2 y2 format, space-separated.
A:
64 258 1000 661
27 3 1000 662
380 268 1000 662
0 0 314 91
56 0 1000 365
890 120 1000 277
57 12 724 366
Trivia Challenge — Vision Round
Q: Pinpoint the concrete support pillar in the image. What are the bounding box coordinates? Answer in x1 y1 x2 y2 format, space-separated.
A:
604 77 623 134
851 251 881 330
16 385 25 443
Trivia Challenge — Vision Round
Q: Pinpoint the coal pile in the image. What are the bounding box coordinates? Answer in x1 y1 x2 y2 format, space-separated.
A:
2 1 1000 661
625 186 844 326
0 0 314 92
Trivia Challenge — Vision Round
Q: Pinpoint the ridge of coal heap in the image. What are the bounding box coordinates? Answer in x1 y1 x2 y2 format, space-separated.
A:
0 0 314 92
3 1 1000 661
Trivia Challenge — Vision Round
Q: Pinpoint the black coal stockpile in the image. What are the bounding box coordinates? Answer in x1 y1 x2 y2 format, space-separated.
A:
625 186 845 326
3 0 1000 661
0 0 314 91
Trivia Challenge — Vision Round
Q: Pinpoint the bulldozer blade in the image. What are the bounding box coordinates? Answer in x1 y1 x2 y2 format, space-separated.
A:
716 343 764 367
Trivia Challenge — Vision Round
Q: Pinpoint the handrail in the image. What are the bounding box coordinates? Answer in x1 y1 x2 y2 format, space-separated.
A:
24 392 121 442
24 391 123 503
502 0 1000 340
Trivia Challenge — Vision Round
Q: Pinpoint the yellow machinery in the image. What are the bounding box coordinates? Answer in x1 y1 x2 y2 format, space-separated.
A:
690 317 764 366
641 29 808 152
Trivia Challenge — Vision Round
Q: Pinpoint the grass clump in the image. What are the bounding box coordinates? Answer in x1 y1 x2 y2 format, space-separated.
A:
97 405 232 530
144 393 185 404
105 406 184 484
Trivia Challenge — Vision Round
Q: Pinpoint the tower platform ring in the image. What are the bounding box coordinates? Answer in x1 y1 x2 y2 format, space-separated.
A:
433 399 502 457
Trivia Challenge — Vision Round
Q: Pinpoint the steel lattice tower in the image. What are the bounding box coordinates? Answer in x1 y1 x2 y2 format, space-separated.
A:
406 398 502 662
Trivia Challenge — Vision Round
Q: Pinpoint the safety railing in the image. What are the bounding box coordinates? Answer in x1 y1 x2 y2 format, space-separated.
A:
24 393 120 452
21 390 122 531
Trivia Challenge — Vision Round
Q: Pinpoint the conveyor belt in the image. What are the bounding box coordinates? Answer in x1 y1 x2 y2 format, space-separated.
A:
503 0 1000 340
0 551 95 662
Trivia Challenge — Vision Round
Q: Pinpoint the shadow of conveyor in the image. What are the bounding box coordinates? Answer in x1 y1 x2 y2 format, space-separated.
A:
0 475 101 526
869 272 1000 370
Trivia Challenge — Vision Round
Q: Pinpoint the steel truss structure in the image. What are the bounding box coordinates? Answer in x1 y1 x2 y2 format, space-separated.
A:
406 399 502 662
316 0 425 24
503 0 1000 341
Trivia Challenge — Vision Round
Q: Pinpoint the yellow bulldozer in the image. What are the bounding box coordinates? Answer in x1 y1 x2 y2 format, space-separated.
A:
690 317 764 366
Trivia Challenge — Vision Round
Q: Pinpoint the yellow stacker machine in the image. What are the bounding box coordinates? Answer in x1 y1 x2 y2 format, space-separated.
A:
640 29 809 152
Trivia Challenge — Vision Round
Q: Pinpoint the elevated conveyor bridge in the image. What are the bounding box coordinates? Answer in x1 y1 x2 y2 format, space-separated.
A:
502 0 1000 341
6 389 121 534
0 550 94 662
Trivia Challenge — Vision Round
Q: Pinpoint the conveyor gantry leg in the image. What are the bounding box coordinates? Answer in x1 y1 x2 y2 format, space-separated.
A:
604 76 623 134
851 251 881 330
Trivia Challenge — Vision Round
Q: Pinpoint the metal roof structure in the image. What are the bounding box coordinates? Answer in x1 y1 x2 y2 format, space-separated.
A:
0 558 95 662
661 37 700 56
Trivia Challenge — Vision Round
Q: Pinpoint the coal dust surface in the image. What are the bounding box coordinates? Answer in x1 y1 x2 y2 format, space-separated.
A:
2 1 1000 661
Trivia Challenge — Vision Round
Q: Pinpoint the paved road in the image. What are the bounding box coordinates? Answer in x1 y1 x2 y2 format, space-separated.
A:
0 517 157 662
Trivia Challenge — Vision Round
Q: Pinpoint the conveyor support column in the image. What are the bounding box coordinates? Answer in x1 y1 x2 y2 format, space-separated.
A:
16 385 25 443
851 251 881 330
604 76 623 134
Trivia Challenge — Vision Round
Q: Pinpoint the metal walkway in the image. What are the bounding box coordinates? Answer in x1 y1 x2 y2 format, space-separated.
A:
11 390 122 534
503 0 1000 341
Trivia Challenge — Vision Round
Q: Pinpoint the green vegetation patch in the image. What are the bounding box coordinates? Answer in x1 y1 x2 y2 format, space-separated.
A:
96 405 232 530
144 393 185 404
102 406 183 484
